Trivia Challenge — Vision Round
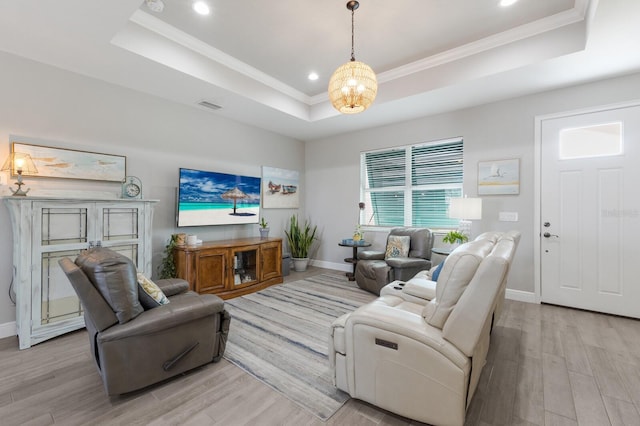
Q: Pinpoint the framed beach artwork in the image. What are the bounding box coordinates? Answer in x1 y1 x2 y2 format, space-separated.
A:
262 166 300 209
11 142 126 182
478 158 520 195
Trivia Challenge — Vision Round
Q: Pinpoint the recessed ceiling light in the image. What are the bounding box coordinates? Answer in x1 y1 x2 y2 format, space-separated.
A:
308 72 319 81
193 1 210 15
500 0 519 6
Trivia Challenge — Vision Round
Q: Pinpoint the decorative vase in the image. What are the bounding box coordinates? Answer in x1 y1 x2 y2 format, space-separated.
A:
259 227 270 239
174 233 186 246
292 257 309 272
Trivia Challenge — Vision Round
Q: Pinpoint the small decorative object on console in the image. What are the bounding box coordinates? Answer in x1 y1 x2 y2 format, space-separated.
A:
259 217 270 238
122 176 142 199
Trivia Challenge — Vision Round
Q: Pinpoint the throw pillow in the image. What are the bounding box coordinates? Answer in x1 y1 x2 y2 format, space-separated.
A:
137 273 170 309
385 235 410 259
431 261 444 281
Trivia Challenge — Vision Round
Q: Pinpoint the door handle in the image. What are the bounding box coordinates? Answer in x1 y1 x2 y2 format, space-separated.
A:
543 232 559 238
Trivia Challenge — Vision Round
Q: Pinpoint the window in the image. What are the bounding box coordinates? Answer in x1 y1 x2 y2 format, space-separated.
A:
360 138 463 228
559 122 623 159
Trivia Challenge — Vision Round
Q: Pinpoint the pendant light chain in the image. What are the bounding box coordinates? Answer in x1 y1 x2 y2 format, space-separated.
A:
351 6 355 61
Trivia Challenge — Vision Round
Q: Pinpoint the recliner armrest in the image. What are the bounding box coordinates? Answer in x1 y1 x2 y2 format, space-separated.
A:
385 257 429 269
358 250 385 260
98 292 224 342
156 278 190 297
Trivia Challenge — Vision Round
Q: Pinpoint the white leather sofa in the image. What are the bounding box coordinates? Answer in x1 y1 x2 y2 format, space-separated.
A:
329 231 520 426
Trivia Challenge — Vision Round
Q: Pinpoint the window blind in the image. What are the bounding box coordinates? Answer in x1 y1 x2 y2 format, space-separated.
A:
361 139 463 228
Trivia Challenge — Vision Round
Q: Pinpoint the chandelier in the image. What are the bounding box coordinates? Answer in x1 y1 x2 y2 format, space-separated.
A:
328 1 377 114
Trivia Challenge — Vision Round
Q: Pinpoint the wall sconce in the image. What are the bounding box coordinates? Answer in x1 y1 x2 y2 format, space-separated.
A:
1 152 38 196
449 197 482 236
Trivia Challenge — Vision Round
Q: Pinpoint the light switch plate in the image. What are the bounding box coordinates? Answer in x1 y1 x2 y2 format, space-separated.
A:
0 173 7 186
499 211 519 222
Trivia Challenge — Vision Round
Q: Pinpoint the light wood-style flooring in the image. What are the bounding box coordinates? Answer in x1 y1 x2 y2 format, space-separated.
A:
1 267 639 425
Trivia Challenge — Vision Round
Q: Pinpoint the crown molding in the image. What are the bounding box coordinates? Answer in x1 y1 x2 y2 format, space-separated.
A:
129 10 311 105
309 4 590 105
131 3 591 110
377 7 587 84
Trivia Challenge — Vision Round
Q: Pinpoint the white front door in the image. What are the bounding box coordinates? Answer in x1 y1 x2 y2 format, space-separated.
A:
540 103 640 318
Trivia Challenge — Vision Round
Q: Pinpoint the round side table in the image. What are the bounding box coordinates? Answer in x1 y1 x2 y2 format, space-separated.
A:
338 241 372 281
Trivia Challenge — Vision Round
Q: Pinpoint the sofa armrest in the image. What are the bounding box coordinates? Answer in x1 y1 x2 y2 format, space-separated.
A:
358 250 385 260
403 279 436 301
346 300 468 369
98 292 224 343
156 278 190 297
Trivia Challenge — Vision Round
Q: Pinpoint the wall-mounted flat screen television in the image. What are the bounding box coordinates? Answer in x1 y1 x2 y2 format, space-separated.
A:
177 168 261 227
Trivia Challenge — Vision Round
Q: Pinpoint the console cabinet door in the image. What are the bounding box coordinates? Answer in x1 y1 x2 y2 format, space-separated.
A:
195 249 228 294
260 241 282 281
231 245 260 290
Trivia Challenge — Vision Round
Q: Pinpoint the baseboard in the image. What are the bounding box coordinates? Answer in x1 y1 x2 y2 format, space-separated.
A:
309 259 350 273
506 289 537 304
0 321 16 339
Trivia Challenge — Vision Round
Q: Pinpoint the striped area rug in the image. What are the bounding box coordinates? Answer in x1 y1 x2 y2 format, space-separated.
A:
223 272 376 420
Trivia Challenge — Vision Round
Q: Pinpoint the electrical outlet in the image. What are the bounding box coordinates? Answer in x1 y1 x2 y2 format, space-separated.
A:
499 211 519 222
0 173 7 186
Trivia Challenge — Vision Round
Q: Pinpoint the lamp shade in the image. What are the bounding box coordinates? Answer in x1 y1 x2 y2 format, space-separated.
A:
449 197 482 220
328 60 377 114
1 152 38 175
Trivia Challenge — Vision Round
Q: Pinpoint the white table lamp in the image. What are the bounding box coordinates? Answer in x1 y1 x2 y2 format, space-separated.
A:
449 197 482 236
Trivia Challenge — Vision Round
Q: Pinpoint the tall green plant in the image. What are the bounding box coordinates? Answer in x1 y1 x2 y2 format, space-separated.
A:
285 214 317 258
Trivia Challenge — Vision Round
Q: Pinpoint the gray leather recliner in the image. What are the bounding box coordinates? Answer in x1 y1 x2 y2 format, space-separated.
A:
59 247 230 396
354 227 434 295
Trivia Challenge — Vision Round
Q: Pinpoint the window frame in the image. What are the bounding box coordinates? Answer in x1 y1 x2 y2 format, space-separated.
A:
359 137 464 230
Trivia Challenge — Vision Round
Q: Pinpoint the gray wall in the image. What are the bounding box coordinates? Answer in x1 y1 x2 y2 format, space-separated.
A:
306 71 640 293
0 52 304 326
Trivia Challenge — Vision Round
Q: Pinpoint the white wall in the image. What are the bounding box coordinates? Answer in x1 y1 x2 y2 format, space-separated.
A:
0 52 304 326
306 71 640 293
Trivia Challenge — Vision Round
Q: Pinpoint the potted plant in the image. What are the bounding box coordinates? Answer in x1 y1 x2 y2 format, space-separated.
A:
158 234 182 279
442 230 469 246
259 217 269 238
284 214 318 272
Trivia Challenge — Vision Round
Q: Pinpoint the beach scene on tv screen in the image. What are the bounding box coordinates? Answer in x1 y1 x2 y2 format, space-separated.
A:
178 168 261 227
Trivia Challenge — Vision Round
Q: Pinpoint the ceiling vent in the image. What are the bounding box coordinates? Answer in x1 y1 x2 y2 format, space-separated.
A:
145 0 165 13
197 100 222 111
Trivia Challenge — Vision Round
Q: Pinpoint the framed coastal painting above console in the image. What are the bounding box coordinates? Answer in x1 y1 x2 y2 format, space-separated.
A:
11 142 126 182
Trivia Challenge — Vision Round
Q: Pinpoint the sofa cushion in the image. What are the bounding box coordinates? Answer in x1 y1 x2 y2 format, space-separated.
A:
137 273 170 309
422 239 494 329
75 247 143 324
385 235 410 259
